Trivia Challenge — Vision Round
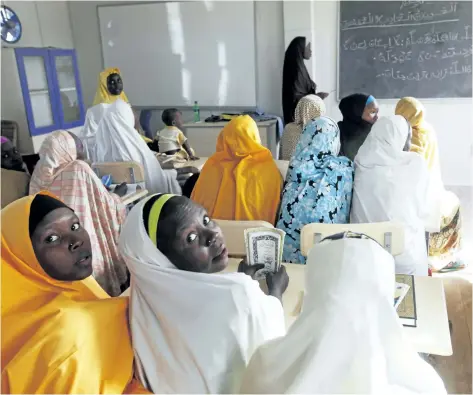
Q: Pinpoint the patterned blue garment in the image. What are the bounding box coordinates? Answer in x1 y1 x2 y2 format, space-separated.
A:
276 116 354 264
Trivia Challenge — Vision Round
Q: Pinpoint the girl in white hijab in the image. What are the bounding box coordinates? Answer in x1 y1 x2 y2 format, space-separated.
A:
95 99 181 194
350 115 440 276
119 194 287 393
240 232 446 394
81 103 110 162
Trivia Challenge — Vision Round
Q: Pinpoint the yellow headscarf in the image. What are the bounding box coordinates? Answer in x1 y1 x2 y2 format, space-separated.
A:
1 192 148 394
395 97 438 170
93 67 129 106
191 116 282 223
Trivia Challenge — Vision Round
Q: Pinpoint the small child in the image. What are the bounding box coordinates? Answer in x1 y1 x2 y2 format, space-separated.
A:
156 109 198 160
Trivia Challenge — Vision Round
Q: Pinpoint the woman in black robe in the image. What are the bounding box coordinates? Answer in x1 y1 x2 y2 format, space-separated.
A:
282 37 328 125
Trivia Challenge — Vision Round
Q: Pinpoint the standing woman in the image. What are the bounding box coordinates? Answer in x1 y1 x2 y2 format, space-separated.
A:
282 37 328 125
338 93 379 161
93 67 129 105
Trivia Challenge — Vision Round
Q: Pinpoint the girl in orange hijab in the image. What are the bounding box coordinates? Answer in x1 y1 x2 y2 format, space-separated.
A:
191 116 282 224
1 192 148 394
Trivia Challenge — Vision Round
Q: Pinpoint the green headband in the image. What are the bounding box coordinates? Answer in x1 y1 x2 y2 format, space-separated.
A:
147 194 175 246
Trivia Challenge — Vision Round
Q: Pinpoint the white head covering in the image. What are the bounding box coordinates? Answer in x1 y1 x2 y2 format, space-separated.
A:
119 196 285 394
95 99 181 194
80 103 109 162
351 116 440 275
355 115 416 167
240 236 446 394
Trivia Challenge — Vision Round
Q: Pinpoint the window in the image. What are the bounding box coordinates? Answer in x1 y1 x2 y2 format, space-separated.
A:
15 48 85 136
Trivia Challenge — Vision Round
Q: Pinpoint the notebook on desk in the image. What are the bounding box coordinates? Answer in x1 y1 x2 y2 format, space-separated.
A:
396 274 417 328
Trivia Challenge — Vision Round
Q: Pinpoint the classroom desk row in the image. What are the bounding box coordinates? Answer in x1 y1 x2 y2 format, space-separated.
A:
121 258 452 357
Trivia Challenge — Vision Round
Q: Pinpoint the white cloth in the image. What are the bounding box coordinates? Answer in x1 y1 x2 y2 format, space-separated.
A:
95 99 181 194
119 197 286 394
80 103 110 162
240 237 446 394
350 115 440 276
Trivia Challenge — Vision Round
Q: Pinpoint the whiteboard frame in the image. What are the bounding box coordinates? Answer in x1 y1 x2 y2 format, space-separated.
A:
336 0 472 103
96 1 258 110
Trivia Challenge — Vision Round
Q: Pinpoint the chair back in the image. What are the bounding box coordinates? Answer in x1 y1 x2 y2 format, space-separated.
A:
92 161 145 184
275 160 289 180
300 222 405 257
215 219 274 257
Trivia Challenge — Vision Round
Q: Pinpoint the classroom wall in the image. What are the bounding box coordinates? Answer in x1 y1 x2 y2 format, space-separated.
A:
1 1 75 153
285 0 472 186
68 1 285 132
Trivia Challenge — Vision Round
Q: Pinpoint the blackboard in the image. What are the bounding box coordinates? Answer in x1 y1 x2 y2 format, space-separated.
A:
338 1 472 99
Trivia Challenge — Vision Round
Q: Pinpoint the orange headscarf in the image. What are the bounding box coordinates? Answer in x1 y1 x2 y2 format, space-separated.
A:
395 97 439 171
93 67 129 106
191 116 282 223
1 192 148 394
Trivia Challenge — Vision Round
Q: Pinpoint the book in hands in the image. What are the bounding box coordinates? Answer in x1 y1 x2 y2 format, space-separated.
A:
244 227 286 281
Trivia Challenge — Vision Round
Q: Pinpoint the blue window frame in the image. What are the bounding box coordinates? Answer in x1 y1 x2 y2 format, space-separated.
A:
15 47 85 136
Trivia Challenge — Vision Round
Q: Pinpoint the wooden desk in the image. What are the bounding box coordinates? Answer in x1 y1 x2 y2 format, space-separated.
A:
174 158 289 181
121 189 149 206
183 120 278 158
225 258 452 356
120 257 452 356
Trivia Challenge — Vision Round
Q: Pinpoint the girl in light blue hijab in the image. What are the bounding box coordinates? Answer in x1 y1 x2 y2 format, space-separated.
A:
276 116 354 264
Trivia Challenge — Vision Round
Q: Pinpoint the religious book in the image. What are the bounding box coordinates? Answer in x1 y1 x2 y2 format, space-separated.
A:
244 227 286 281
395 274 417 328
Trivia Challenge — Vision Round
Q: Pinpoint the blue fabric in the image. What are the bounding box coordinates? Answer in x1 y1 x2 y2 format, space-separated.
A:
139 109 154 140
366 95 375 105
276 116 354 264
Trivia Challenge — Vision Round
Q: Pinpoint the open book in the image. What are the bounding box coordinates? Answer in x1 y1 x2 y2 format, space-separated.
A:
395 274 417 328
244 227 286 281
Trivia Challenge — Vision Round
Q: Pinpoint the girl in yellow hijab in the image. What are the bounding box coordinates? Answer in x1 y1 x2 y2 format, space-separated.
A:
93 67 129 105
1 192 149 394
191 115 282 224
395 97 463 272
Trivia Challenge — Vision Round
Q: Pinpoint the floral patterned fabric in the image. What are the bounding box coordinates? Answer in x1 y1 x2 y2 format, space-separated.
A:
276 116 354 264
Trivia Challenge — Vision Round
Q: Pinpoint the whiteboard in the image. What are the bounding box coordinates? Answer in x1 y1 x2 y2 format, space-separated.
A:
98 1 256 107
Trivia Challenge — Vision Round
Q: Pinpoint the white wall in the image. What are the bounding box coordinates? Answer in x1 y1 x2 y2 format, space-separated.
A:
1 1 75 153
68 1 285 131
284 0 472 186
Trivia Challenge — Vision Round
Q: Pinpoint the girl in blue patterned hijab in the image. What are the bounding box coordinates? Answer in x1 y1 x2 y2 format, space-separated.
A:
276 116 354 264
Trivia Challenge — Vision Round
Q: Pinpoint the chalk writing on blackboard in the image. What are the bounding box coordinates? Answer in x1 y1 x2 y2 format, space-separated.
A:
338 1 472 99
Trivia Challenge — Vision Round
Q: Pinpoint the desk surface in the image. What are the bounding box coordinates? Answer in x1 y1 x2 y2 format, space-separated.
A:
225 258 452 356
120 257 451 356
183 120 277 128
121 189 149 206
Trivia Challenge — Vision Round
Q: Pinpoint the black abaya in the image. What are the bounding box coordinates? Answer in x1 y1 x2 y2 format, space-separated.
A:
282 37 317 125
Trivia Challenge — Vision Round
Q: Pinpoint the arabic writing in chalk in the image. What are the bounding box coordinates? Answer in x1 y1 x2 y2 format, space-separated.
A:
376 60 472 81
341 2 458 30
343 26 472 52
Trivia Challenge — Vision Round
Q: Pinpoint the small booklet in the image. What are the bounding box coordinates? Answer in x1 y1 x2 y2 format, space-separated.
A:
395 274 417 328
394 282 410 310
244 227 286 281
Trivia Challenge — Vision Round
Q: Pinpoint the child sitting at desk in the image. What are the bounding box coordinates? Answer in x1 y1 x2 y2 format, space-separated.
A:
156 108 198 160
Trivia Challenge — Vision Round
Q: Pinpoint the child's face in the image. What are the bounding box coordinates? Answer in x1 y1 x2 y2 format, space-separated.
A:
173 112 184 129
